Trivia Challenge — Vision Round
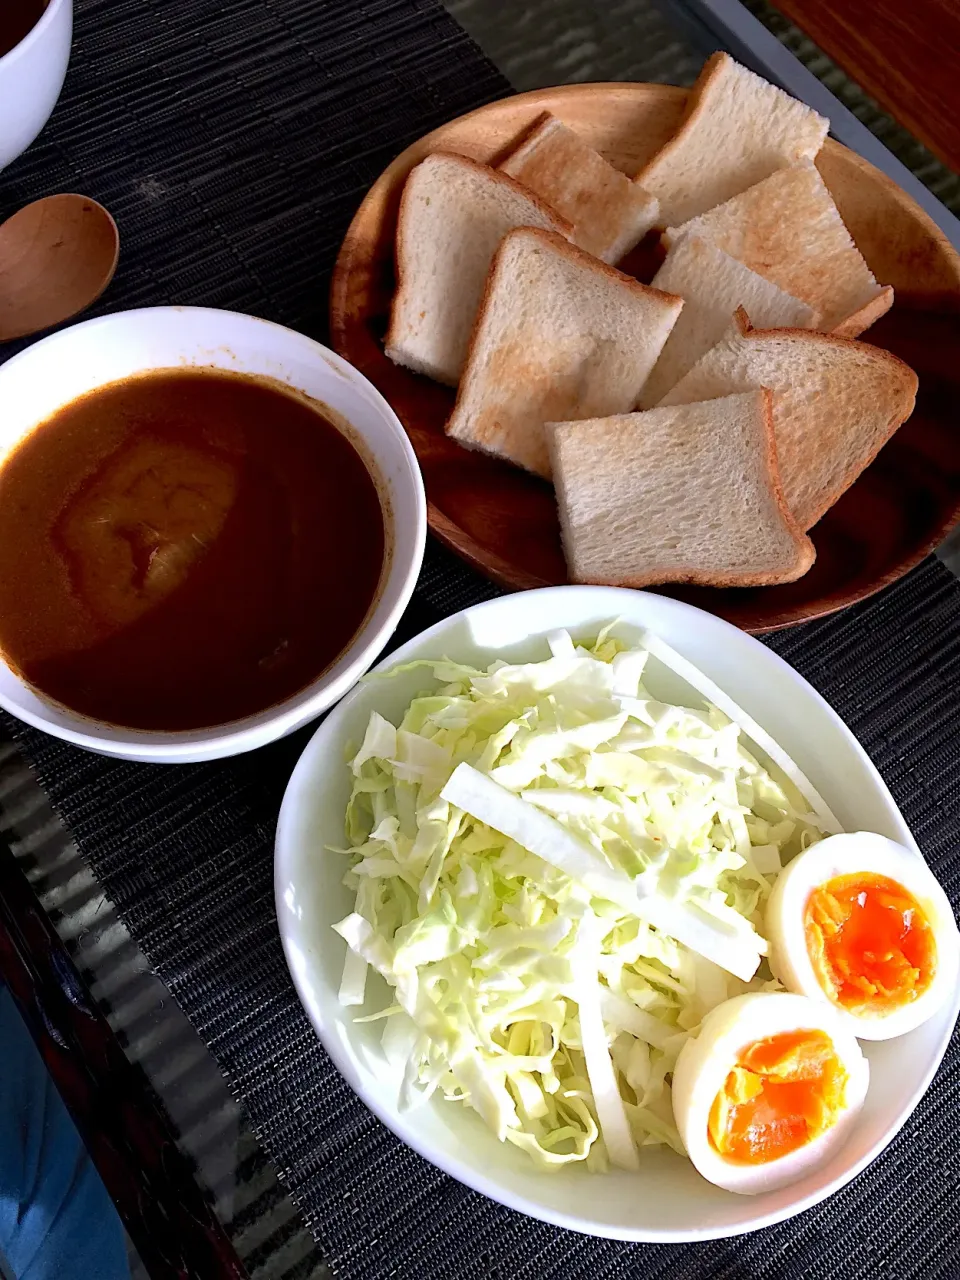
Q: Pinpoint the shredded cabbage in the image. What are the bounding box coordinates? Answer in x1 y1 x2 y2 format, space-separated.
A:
331 626 828 1171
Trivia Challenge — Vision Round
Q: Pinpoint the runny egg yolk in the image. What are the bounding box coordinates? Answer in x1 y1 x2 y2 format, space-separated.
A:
804 873 937 1014
708 1030 847 1164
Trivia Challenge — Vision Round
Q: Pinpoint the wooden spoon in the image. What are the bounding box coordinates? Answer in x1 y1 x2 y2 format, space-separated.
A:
0 194 119 341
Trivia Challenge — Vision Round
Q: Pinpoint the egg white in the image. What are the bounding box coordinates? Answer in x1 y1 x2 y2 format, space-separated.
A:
672 992 868 1195
766 833 960 1040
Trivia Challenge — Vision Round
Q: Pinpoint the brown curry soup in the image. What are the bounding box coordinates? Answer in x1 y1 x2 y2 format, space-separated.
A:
0 368 387 730
0 0 48 58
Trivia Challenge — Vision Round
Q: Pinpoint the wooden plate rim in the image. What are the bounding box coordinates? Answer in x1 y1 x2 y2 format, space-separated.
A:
330 82 960 631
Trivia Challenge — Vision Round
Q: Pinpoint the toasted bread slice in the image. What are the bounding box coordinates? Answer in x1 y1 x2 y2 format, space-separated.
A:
659 312 918 529
634 53 828 226
500 112 659 264
385 152 572 386
638 235 818 407
446 227 683 479
548 390 814 588
663 161 892 335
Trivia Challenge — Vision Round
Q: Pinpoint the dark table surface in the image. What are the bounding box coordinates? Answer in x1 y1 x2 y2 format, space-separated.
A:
1 1 959 1278
769 0 960 173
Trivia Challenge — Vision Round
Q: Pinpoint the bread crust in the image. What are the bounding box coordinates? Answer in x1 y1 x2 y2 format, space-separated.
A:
549 390 816 589
633 52 729 194
500 113 659 263
445 226 683 476
830 286 894 338
385 151 573 383
724 307 918 528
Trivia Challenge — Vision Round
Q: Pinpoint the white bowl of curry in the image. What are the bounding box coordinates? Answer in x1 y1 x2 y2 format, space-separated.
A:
0 306 426 761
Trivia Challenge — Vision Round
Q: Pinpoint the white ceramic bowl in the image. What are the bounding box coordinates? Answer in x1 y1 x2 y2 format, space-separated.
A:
275 586 960 1241
0 306 426 762
0 0 72 171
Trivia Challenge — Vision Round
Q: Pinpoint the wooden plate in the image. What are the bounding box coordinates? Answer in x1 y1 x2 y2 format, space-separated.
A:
331 83 960 632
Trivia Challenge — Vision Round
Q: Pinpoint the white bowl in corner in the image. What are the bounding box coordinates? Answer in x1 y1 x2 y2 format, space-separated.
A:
0 0 73 171
274 586 959 1241
0 307 426 762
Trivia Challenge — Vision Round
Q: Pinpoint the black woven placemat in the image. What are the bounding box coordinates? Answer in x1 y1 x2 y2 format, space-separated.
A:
6 553 960 1280
3 1 960 1277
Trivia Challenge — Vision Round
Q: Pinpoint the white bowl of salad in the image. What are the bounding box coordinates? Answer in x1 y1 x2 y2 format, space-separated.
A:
274 587 960 1241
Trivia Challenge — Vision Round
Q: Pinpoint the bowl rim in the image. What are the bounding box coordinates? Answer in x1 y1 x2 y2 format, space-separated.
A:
274 583 960 1241
0 305 427 761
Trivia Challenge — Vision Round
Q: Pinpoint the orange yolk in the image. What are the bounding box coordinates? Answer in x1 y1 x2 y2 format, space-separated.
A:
708 1029 847 1164
805 873 936 1014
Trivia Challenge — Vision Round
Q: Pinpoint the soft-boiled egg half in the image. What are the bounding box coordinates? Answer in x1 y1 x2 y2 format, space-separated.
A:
766 833 960 1040
672 992 868 1195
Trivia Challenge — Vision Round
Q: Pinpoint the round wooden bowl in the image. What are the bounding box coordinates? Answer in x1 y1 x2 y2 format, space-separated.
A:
330 83 960 632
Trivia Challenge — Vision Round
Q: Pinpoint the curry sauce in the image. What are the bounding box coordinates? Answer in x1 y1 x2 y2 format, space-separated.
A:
0 369 386 730
0 0 48 57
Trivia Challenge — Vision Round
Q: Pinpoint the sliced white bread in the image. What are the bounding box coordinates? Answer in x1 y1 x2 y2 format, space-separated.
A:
663 161 893 335
548 390 814 588
659 311 918 529
638 234 818 407
499 112 660 264
634 52 828 226
385 151 572 386
446 227 683 479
